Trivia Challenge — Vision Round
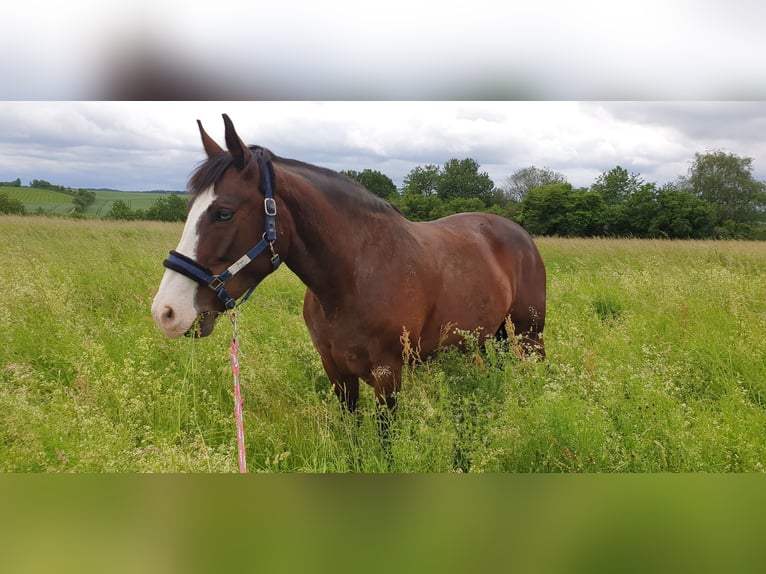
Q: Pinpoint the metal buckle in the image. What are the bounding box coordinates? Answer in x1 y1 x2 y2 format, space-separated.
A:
209 276 225 291
264 197 277 216
269 241 281 268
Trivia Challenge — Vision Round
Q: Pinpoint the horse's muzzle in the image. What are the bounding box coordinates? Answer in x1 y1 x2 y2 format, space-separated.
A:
185 311 220 338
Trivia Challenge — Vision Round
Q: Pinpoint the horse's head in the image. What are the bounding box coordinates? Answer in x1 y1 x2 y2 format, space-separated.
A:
152 114 283 338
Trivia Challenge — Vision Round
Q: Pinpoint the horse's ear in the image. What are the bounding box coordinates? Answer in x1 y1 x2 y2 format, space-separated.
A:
197 120 224 158
222 113 251 171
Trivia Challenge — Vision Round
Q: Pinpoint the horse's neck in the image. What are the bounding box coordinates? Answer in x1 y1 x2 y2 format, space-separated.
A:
278 168 401 311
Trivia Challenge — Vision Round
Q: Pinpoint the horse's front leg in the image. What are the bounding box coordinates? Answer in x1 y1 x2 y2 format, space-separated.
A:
318 354 360 413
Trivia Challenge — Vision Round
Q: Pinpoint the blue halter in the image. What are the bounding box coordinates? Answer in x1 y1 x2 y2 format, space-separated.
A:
162 154 281 310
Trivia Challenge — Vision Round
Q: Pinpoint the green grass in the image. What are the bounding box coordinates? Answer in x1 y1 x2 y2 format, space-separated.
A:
1 216 765 472
2 186 178 216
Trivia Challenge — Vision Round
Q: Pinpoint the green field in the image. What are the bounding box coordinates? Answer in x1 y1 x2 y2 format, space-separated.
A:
1 186 178 216
1 215 765 472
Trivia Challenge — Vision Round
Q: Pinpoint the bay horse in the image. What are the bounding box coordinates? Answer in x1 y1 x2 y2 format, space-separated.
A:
152 114 546 414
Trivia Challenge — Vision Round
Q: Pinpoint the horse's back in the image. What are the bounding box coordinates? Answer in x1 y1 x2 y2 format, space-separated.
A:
419 212 544 285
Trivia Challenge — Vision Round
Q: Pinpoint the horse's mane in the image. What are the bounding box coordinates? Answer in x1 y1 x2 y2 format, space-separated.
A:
187 145 271 197
188 146 400 216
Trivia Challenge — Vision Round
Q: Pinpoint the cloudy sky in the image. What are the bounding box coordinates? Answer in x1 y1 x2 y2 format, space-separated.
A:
1 101 765 193
3 3 765 192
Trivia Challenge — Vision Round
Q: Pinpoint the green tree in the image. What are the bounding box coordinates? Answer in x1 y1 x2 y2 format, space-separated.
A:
650 187 716 238
72 189 96 212
623 187 660 237
503 166 568 201
621 183 717 238
391 193 445 221
591 167 656 236
444 197 486 214
106 200 137 220
341 169 397 199
716 220 765 240
519 184 571 235
0 191 26 214
591 166 648 205
30 179 53 190
436 158 495 204
520 183 606 236
402 164 441 196
146 194 188 222
567 190 608 236
685 150 766 224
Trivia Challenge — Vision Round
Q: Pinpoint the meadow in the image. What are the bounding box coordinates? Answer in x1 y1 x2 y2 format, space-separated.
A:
1 215 765 472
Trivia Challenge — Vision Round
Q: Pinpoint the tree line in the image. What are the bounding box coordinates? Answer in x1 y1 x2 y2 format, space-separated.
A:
105 195 187 222
27 179 92 197
342 150 766 240
4 150 765 238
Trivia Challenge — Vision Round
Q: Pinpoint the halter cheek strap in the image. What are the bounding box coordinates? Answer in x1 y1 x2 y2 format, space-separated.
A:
162 154 282 310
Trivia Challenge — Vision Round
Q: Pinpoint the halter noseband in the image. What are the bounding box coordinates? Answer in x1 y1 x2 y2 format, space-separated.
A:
162 153 282 310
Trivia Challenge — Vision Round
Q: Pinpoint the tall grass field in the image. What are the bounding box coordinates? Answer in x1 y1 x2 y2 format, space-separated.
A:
1 215 765 472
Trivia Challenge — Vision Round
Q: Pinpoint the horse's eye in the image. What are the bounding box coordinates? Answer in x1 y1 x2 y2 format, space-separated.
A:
215 209 234 222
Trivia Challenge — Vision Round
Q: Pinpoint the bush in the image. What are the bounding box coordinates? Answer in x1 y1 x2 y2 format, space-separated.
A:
519 184 606 236
392 194 446 221
0 191 26 215
146 194 188 222
649 189 716 238
106 200 138 220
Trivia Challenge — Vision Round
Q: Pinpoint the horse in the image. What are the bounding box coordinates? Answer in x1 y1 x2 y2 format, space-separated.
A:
152 114 546 415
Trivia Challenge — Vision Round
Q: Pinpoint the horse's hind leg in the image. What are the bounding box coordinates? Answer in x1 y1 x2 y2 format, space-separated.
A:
370 361 402 468
521 330 545 358
333 376 360 413
502 309 546 359
494 318 510 342
518 311 545 358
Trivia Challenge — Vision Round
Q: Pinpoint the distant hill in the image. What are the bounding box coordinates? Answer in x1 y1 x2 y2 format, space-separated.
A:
1 186 184 217
86 188 183 194
1 186 75 214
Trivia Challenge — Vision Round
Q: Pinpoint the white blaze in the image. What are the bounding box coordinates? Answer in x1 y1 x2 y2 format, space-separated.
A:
151 187 216 338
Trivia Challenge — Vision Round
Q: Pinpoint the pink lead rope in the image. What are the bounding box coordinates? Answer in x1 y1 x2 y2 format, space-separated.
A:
230 312 248 473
